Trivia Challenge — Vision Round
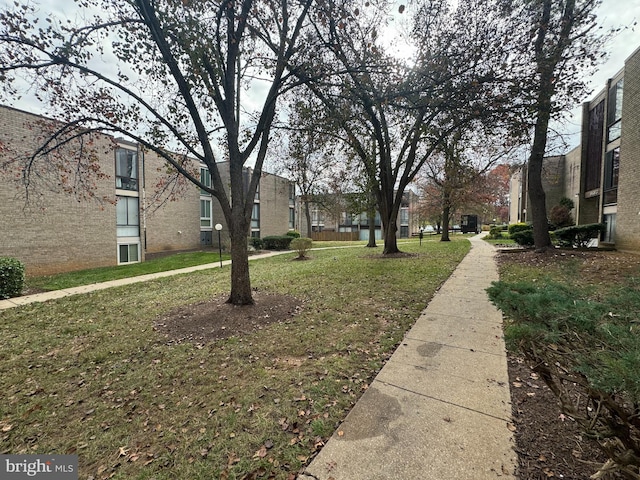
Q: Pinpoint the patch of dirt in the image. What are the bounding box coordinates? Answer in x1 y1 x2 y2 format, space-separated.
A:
153 291 302 345
508 356 608 479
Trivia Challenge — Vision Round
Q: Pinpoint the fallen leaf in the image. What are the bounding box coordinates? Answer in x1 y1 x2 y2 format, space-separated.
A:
253 445 267 458
337 431 344 437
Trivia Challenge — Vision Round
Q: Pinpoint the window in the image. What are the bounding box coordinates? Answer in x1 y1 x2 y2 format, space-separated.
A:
254 182 260 201
607 78 623 142
400 207 409 225
251 203 260 229
602 213 616 243
116 148 138 191
585 101 604 192
200 167 211 195
200 199 212 227
116 196 139 237
603 147 620 205
289 183 295 205
118 244 140 264
289 207 295 230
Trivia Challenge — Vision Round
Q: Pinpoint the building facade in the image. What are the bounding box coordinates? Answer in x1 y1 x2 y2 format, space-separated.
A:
0 106 294 274
509 45 640 252
199 163 295 247
296 190 420 241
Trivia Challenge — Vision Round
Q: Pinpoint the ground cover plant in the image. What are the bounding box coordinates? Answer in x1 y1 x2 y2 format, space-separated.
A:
492 250 640 479
0 238 469 479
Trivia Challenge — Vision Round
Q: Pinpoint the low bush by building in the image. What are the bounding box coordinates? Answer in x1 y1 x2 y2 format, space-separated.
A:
0 257 25 299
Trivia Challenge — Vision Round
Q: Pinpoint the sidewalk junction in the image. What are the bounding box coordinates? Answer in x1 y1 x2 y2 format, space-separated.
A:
299 235 516 479
0 235 517 479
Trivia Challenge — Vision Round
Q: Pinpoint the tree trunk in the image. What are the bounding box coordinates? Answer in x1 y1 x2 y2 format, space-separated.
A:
366 209 377 247
440 201 451 242
528 76 554 251
381 212 400 254
304 199 312 238
227 205 253 305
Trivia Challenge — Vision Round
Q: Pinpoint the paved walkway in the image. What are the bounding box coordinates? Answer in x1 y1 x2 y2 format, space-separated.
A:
299 234 516 480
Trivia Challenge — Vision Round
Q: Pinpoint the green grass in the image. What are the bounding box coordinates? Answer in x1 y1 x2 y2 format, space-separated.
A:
0 237 469 479
25 251 231 291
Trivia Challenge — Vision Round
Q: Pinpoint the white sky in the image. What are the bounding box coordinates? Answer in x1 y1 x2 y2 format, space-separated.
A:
558 0 640 150
3 0 640 154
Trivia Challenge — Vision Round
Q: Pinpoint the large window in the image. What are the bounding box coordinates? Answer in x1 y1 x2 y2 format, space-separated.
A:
400 207 409 225
200 199 212 227
200 167 211 195
585 101 604 192
251 203 260 230
289 183 295 205
603 147 620 205
118 243 140 264
116 196 139 237
116 148 138 191
607 78 623 142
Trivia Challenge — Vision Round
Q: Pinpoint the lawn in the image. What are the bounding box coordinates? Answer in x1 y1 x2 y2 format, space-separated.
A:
25 251 231 291
0 237 470 479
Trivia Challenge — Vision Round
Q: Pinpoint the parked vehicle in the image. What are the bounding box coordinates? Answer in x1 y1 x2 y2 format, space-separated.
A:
460 214 480 234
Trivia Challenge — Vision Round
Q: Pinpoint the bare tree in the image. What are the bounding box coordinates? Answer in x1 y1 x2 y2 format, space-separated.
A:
297 0 516 254
0 0 316 305
501 0 607 250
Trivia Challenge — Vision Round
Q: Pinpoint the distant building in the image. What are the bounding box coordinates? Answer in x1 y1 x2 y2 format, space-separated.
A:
0 105 294 274
297 190 420 240
509 45 640 252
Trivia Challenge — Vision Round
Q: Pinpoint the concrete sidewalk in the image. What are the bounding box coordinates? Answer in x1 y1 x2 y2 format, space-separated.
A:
299 235 516 480
0 250 287 310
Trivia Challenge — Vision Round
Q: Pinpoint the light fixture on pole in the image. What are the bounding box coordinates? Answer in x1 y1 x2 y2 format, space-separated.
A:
215 223 223 268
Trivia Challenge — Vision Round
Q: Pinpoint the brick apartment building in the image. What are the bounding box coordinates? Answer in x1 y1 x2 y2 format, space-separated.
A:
0 105 294 275
297 190 420 241
509 45 640 252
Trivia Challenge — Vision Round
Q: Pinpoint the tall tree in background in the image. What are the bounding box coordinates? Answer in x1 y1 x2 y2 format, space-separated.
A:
0 0 315 305
503 0 606 250
278 99 337 238
297 0 515 254
420 127 518 241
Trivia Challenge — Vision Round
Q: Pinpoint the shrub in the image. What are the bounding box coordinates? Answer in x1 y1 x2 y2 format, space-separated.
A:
487 279 640 478
553 223 605 248
510 227 534 247
508 223 531 236
290 237 312 259
548 204 573 229
559 196 575 210
262 236 293 250
0 257 25 299
285 230 301 238
488 226 504 239
249 237 264 250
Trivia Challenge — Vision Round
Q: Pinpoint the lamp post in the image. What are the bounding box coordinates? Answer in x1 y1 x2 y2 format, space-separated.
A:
215 223 223 268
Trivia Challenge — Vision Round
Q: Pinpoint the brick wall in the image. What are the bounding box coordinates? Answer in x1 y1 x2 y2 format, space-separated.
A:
0 106 117 275
257 172 293 237
616 47 640 252
142 149 201 254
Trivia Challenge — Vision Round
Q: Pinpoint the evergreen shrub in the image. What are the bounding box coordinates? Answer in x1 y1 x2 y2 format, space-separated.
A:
0 257 25 299
262 236 293 250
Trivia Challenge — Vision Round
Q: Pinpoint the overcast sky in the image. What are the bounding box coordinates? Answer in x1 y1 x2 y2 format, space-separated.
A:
2 0 639 154
558 0 640 150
